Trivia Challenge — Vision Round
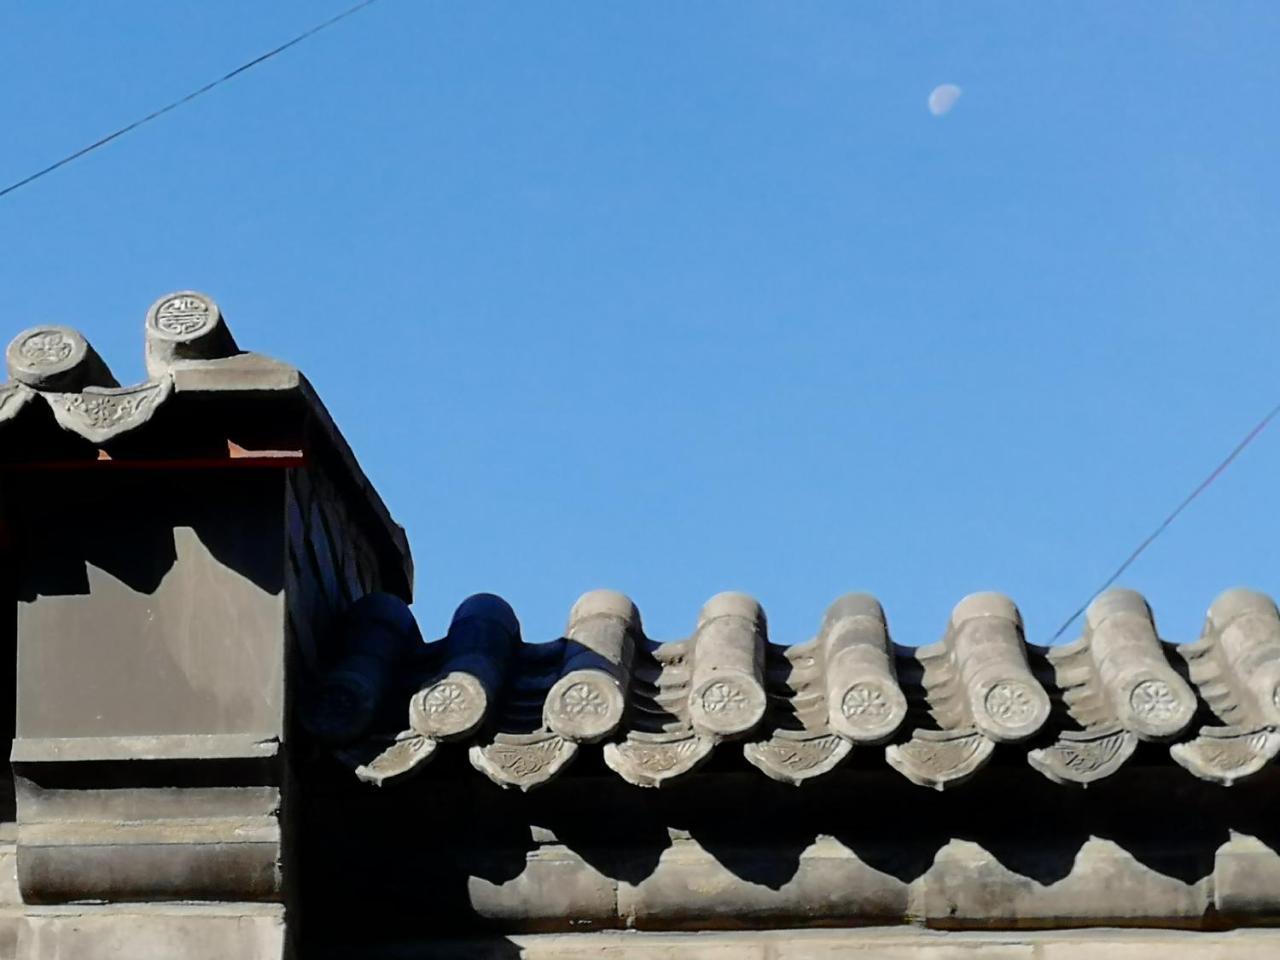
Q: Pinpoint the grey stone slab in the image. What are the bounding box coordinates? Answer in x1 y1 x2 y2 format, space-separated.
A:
17 904 284 960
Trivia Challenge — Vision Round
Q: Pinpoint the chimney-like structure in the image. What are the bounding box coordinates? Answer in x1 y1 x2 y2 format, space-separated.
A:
0 293 411 959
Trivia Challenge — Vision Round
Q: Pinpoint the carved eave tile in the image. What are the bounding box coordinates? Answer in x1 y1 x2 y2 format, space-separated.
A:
890 594 1047 790
822 594 909 744
44 377 173 444
1170 725 1280 786
1033 590 1194 785
743 730 851 785
5 324 118 393
543 590 639 743
409 594 520 742
743 594 907 785
686 592 769 739
1174 589 1280 785
885 728 994 791
1027 724 1137 786
143 290 240 377
602 731 715 788
2 323 176 443
469 733 578 791
351 731 438 787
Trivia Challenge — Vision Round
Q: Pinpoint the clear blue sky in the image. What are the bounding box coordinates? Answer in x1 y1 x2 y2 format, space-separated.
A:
2 2 1277 647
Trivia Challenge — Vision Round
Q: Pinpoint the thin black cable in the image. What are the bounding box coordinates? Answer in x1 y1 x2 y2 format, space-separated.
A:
0 0 383 201
1049 398 1280 642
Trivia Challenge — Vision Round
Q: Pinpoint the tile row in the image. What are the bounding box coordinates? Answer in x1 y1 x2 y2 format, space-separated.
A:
306 586 1280 790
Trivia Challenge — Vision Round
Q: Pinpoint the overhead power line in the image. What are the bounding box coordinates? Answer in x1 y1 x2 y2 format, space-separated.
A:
1050 397 1280 643
0 0 384 201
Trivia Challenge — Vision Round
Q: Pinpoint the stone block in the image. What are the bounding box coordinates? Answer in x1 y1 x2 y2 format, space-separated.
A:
16 904 285 960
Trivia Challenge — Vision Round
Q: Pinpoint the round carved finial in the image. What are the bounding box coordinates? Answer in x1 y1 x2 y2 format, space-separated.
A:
1126 676 1192 737
409 672 487 740
975 678 1049 740
832 679 907 743
143 290 239 377
146 291 221 342
6 325 90 389
689 675 766 736
544 671 624 742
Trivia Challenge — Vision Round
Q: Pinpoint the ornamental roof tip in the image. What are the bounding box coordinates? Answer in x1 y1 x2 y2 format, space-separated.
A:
0 290 414 600
0 291 300 444
306 586 1280 792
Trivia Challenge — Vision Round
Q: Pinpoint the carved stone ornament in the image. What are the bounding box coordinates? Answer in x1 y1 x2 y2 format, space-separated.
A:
351 732 438 787
1128 678 1184 725
885 728 995 791
743 731 852 785
147 291 220 340
45 378 173 443
410 672 487 740
544 671 624 742
1027 725 1138 786
6 326 85 384
469 733 577 791
1170 725 1280 786
980 680 1045 735
602 732 714 788
688 675 767 737
837 680 901 736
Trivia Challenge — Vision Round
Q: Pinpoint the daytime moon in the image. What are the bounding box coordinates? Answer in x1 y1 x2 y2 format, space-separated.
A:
928 84 962 116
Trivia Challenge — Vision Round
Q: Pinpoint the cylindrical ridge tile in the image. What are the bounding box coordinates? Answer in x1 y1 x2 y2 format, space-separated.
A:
6 325 118 391
950 592 1050 742
303 593 421 745
1206 589 1280 724
688 592 767 737
545 589 640 741
1085 589 1195 739
410 593 519 740
821 594 908 743
144 290 240 376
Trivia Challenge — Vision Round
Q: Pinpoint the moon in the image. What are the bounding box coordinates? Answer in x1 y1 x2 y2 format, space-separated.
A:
928 84 962 117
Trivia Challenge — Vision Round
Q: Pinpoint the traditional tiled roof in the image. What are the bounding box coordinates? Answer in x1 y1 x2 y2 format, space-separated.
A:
0 291 412 597
308 585 1280 792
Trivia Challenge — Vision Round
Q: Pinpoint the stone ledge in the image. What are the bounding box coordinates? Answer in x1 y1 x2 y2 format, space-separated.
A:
358 927 1280 960
14 904 285 960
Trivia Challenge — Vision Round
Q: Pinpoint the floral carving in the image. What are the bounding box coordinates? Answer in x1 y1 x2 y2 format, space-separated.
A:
984 681 1036 727
422 681 468 715
559 681 607 716
842 683 890 720
700 680 747 713
1129 679 1180 723
57 391 153 430
18 330 73 366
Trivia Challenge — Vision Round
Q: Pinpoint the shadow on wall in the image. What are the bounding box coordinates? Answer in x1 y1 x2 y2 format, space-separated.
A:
296 743 1280 946
10 469 285 740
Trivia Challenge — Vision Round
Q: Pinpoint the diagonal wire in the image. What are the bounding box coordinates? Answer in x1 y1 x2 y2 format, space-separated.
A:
1050 398 1280 643
0 0 384 201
